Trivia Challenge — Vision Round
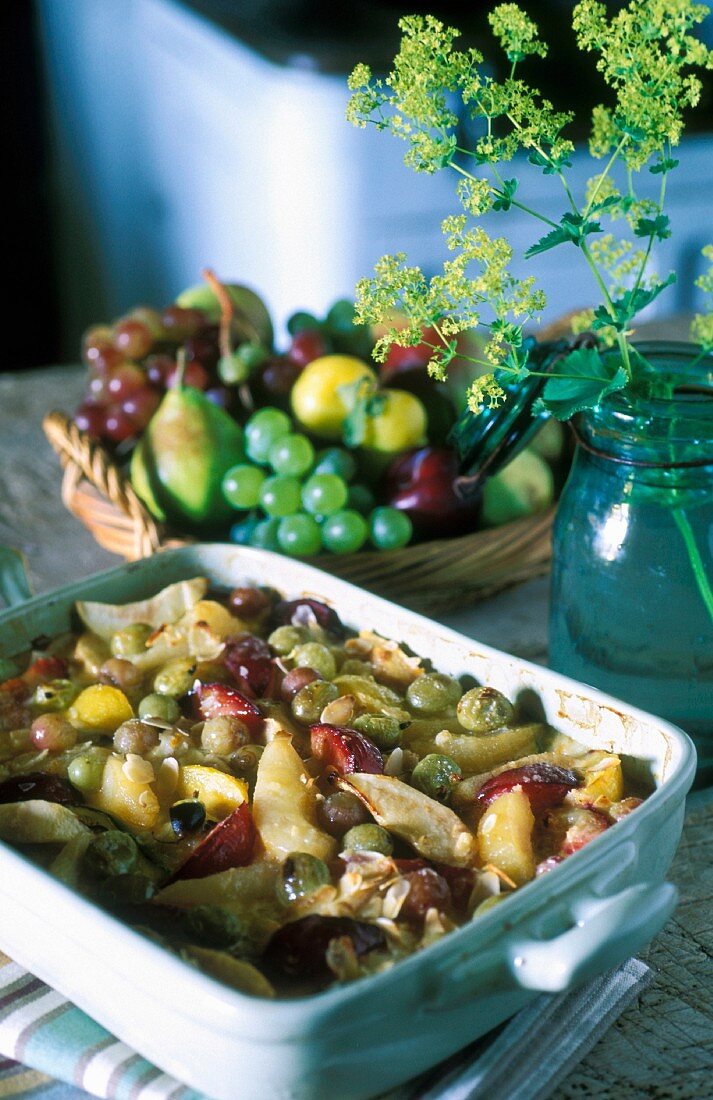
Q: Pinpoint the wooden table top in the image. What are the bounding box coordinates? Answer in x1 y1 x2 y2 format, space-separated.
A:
0 360 711 1100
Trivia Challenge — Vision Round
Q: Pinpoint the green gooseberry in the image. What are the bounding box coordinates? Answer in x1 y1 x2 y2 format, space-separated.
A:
291 681 339 724
138 693 180 724
110 623 152 659
406 673 462 715
456 687 515 734
341 823 393 856
352 713 402 751
291 643 336 680
84 830 139 880
276 852 331 905
410 753 462 803
267 625 309 655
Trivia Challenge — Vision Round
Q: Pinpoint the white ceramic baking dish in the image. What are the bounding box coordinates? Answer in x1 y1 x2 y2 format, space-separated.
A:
0 545 696 1100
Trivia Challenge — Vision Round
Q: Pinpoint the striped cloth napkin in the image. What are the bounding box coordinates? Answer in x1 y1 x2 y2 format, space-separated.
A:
0 950 651 1100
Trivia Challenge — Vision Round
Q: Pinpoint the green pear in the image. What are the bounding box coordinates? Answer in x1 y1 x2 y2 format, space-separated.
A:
482 448 554 527
175 283 274 348
130 436 167 522
132 380 244 533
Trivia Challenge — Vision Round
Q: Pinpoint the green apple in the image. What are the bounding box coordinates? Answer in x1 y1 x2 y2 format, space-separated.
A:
175 283 274 348
530 417 565 462
482 448 554 527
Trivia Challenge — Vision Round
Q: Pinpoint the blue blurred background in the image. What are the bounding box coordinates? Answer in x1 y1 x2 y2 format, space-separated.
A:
5 0 713 367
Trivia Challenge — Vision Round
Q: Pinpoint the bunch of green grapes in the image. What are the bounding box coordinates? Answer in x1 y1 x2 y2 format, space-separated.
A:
222 408 412 557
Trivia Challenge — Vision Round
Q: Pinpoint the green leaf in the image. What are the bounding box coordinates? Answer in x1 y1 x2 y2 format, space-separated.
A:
366 393 387 418
634 214 671 241
525 225 572 257
342 401 368 448
562 212 602 240
500 346 530 381
649 158 679 175
339 378 384 447
591 304 626 333
610 272 678 330
591 273 677 333
614 117 645 142
542 347 628 420
528 149 556 174
525 213 601 258
627 272 677 312
435 135 458 169
588 194 623 216
490 318 523 346
287 311 321 336
527 149 572 174
337 378 368 409
492 178 519 212
339 378 369 446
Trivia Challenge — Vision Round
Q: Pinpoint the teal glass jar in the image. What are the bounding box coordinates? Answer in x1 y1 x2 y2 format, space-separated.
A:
549 343 713 777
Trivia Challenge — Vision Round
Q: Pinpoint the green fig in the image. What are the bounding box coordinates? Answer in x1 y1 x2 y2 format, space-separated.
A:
133 372 245 533
175 283 274 348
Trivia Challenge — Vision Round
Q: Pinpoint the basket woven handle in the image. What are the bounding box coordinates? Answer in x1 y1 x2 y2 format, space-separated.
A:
43 410 163 558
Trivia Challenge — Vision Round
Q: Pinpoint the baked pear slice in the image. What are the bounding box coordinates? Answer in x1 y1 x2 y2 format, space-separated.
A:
340 772 477 868
253 734 336 863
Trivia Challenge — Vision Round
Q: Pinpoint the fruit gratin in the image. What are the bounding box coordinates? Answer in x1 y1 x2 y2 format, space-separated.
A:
0 579 645 998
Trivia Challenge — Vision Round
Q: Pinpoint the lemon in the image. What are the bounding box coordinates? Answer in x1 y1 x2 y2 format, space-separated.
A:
291 355 376 440
178 765 248 821
360 389 427 454
69 685 134 733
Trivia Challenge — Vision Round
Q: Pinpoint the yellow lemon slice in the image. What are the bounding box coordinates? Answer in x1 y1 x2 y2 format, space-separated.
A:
178 765 248 821
69 685 133 733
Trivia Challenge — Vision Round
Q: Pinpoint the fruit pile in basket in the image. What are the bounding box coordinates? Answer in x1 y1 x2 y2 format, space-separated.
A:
72 272 562 558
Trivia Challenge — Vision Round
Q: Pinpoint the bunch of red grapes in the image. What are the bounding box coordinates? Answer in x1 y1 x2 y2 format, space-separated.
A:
75 305 319 447
77 306 223 445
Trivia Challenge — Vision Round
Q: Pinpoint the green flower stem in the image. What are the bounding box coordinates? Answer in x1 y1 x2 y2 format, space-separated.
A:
629 150 669 313
616 333 634 382
450 161 559 228
583 136 628 216
684 346 712 372
426 323 455 357
555 168 580 216
580 241 620 317
447 347 619 386
174 348 187 390
487 106 612 326
503 113 579 216
673 507 713 625
423 333 507 375
577 235 634 381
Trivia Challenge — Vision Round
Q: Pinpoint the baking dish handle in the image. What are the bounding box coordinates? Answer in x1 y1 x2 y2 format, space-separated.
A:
0 547 33 608
506 880 677 993
423 880 675 1013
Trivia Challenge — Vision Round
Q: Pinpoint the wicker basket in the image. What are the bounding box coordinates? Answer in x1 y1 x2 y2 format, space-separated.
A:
42 310 583 615
42 410 554 616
